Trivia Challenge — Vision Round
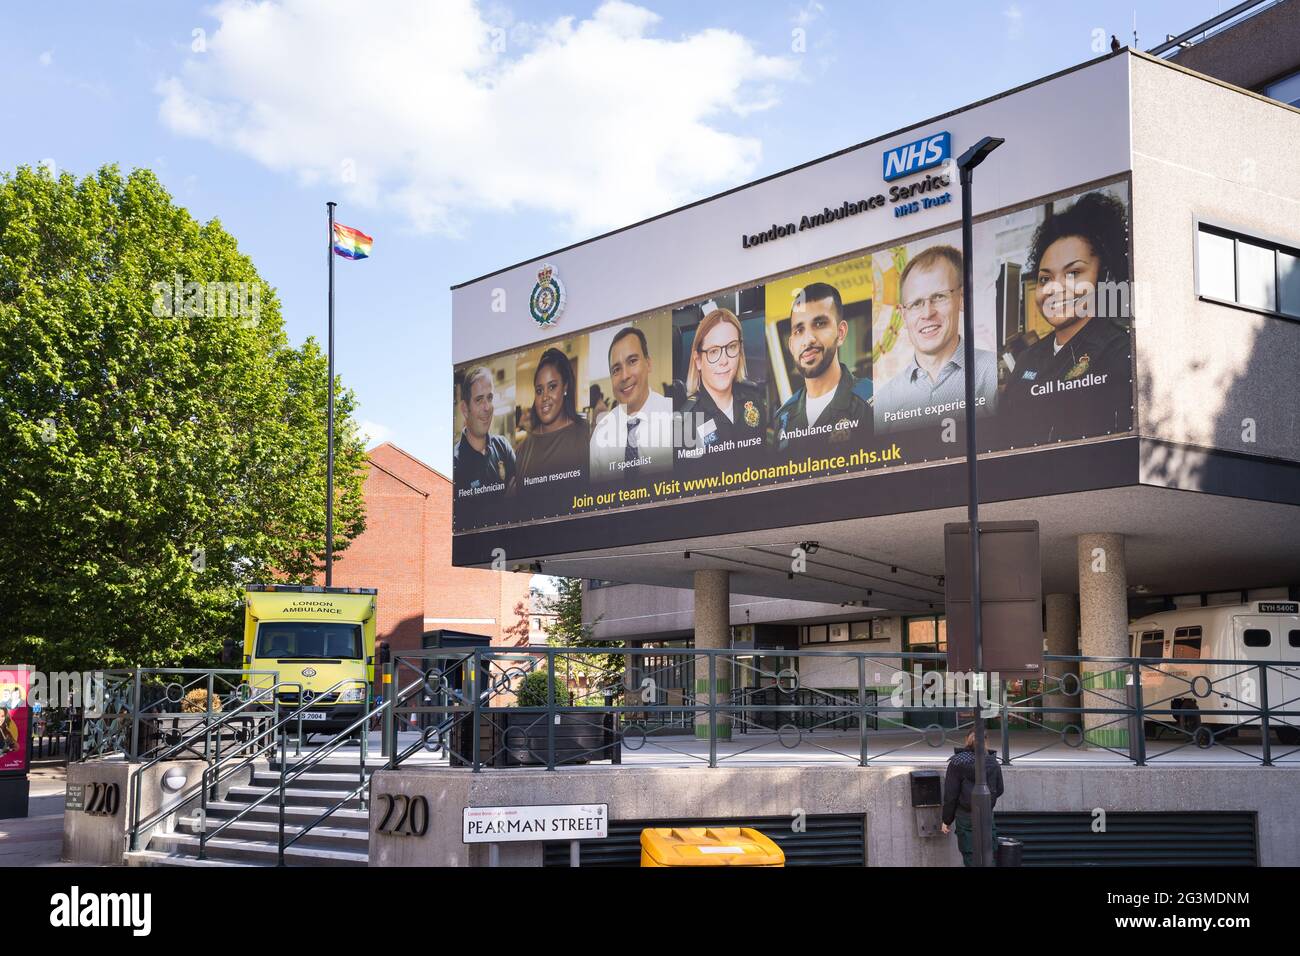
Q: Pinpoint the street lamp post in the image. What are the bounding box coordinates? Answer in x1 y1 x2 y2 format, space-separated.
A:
956 135 1003 868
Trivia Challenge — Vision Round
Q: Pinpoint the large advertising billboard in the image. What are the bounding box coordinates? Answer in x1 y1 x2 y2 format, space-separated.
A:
453 182 1132 532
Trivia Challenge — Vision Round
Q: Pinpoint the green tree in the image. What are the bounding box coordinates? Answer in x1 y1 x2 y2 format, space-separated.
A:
544 577 623 692
0 165 367 671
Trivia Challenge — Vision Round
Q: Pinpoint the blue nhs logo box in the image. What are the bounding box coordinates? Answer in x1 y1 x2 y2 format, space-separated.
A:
882 131 951 182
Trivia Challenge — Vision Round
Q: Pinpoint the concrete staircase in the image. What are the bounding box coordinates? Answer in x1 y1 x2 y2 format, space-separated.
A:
125 754 376 867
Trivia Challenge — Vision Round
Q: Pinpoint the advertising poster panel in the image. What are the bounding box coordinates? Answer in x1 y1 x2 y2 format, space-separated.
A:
453 182 1132 532
0 668 30 774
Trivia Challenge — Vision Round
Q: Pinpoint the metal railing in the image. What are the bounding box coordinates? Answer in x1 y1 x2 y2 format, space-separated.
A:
382 646 1300 771
127 662 483 864
127 679 302 850
189 676 369 863
74 667 279 762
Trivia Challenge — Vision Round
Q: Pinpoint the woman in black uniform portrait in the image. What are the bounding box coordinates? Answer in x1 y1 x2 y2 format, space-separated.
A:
679 308 766 453
1002 190 1132 443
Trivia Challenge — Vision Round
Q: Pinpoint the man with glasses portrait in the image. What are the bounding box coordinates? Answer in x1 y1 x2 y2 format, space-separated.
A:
872 245 997 435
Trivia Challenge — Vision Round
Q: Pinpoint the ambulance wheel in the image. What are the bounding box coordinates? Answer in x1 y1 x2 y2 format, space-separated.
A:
1277 727 1300 746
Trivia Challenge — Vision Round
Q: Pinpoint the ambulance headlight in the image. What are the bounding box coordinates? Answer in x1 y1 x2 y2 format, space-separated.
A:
338 688 367 703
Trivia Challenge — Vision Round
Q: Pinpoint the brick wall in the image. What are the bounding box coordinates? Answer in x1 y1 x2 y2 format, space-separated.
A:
326 443 532 656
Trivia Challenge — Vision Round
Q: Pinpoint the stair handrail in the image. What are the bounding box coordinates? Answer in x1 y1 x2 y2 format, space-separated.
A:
130 677 360 853
127 679 299 850
190 677 369 859
275 699 391 863
277 657 494 862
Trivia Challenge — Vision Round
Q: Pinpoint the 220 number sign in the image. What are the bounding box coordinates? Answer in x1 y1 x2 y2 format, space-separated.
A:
85 782 121 817
376 794 428 837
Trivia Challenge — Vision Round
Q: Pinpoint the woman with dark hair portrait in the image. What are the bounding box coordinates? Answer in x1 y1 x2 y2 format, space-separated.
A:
1002 190 1132 443
512 347 588 488
679 308 766 452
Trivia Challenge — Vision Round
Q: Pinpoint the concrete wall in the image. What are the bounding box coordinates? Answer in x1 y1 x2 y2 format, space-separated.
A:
1130 55 1300 479
62 759 207 865
370 763 1300 867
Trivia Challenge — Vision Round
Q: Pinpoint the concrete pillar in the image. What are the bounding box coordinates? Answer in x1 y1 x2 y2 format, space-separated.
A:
1042 593 1079 731
1077 533 1129 749
693 569 731 741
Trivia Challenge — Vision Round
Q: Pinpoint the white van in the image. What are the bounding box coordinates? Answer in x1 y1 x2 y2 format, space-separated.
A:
1127 601 1300 745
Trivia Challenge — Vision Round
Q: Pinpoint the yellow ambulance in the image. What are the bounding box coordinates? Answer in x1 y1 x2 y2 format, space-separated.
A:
232 585 378 736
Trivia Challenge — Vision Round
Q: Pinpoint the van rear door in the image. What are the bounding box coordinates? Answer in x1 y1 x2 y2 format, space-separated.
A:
1233 614 1300 730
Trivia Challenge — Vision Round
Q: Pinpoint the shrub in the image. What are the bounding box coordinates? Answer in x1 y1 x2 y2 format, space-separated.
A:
181 688 222 713
516 669 571 708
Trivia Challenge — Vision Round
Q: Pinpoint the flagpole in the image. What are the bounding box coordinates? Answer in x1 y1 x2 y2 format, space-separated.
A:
325 201 336 587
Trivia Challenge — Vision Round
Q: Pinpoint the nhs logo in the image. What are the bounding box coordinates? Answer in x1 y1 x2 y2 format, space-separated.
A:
882 131 950 182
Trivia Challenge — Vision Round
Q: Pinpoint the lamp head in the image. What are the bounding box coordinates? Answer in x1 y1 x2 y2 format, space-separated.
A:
956 136 1005 172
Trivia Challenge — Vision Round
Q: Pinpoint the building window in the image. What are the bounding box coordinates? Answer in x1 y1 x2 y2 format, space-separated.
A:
1263 69 1300 108
1139 630 1165 658
799 618 889 645
905 615 947 653
1173 626 1202 660
1196 223 1300 319
1197 229 1235 300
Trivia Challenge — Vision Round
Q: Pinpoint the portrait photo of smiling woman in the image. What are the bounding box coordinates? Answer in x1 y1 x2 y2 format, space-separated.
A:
678 307 767 452
511 346 589 490
1001 189 1132 443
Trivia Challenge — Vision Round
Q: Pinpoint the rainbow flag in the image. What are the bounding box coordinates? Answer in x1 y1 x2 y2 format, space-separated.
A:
332 222 373 260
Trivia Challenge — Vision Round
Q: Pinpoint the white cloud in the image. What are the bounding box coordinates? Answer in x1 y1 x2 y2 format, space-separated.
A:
157 0 799 236
358 420 394 448
792 1 825 27
38 50 53 67
1003 4 1024 40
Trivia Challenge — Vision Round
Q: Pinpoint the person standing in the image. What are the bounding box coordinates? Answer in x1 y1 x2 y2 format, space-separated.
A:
941 730 1006 866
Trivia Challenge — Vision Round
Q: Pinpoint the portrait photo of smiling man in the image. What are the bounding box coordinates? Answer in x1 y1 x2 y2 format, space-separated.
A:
453 363 517 495
872 244 997 435
772 281 871 451
589 323 676 481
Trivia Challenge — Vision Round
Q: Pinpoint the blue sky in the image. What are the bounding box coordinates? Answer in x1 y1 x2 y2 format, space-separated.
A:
1 0 1231 474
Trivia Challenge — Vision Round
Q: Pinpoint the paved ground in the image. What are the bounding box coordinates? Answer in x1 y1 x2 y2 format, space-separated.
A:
0 761 71 867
